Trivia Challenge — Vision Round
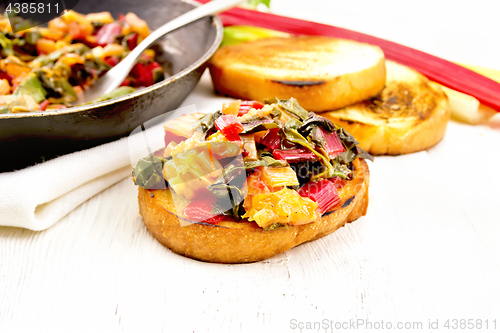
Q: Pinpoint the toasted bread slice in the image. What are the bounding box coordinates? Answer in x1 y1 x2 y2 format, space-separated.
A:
322 61 451 155
209 36 386 112
138 159 369 264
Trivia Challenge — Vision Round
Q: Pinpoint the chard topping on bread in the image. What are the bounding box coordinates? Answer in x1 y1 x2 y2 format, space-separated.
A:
132 98 372 263
133 98 371 227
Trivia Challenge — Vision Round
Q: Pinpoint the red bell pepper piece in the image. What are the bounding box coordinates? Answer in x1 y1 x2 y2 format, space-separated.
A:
298 179 341 214
104 56 120 67
147 61 161 70
129 61 163 87
260 128 281 150
126 33 139 50
273 148 319 163
95 22 122 46
148 61 164 84
38 100 50 111
215 115 244 141
120 78 132 87
130 62 153 87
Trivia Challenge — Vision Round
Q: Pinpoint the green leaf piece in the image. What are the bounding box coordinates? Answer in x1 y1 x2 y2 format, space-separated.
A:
14 73 47 103
133 155 168 190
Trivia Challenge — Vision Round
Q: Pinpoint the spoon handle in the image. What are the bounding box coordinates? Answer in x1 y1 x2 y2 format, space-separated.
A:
101 0 245 95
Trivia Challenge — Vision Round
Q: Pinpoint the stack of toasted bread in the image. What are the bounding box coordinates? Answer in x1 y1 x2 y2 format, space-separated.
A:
209 35 450 155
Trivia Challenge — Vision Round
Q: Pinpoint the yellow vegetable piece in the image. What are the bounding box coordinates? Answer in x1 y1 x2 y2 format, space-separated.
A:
39 27 64 41
91 46 105 59
55 40 69 49
0 18 12 33
0 79 11 95
86 12 115 24
123 12 150 39
207 131 228 142
259 166 299 187
5 62 31 78
36 38 57 54
58 53 84 67
242 188 319 228
222 100 240 115
48 17 68 34
62 10 93 30
143 49 155 59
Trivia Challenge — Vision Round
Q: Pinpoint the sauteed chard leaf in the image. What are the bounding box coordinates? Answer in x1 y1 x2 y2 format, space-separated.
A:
307 126 326 148
207 164 247 220
357 147 374 162
192 111 222 139
37 68 77 103
274 97 309 121
14 73 47 103
298 113 336 136
241 119 280 134
133 154 167 189
0 33 14 57
244 154 288 169
209 184 246 220
335 126 374 162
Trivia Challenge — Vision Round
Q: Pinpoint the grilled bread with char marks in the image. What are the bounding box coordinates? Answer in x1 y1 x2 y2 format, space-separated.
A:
209 36 386 112
138 159 369 264
322 61 450 155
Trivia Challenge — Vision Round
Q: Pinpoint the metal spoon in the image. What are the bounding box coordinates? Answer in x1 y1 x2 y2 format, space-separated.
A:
81 0 244 103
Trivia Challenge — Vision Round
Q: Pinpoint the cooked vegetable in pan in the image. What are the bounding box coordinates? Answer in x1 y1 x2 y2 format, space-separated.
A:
0 10 164 113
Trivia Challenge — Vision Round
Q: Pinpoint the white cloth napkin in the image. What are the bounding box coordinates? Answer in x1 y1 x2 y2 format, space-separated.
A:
0 137 132 231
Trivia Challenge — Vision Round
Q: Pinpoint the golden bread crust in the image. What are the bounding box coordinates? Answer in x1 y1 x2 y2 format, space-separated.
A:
322 61 451 155
209 36 386 112
138 159 370 263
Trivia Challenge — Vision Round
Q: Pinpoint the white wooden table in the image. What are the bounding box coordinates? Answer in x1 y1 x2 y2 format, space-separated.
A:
1 1 500 332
